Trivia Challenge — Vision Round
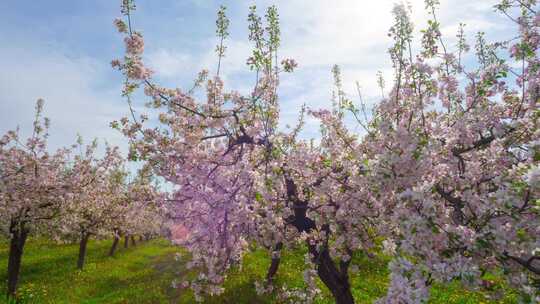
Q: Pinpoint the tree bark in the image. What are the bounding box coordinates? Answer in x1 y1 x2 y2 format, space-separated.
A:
310 246 354 304
130 235 136 246
77 232 90 270
139 235 144 242
7 222 29 298
283 175 354 304
265 242 283 285
124 235 129 249
109 235 120 256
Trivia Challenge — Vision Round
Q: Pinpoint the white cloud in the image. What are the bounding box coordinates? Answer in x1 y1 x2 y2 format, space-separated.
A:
147 49 194 78
146 39 253 84
0 40 128 154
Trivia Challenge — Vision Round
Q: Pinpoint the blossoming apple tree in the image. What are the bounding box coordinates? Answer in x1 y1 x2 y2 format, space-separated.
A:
54 138 126 269
361 1 540 302
123 168 166 242
111 0 539 303
0 100 73 296
112 2 383 302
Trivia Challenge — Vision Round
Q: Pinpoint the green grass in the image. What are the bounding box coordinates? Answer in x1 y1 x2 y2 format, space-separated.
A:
0 239 519 303
0 238 181 303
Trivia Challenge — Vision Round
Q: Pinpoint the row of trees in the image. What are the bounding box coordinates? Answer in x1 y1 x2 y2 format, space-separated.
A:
112 0 538 303
0 100 166 297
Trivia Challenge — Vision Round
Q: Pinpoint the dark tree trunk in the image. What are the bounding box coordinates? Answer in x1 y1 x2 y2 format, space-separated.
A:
139 235 144 242
109 235 120 256
309 246 354 304
130 236 136 246
283 176 355 304
124 235 129 249
77 232 90 270
7 222 29 298
265 242 283 285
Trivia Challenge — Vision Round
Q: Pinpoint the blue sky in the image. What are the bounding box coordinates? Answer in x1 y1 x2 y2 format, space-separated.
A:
0 0 514 156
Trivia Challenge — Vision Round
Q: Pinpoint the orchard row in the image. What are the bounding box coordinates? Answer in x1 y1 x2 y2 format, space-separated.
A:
0 100 167 297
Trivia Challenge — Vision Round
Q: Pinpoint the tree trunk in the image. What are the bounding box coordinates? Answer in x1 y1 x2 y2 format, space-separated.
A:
124 235 129 249
109 235 120 256
7 223 29 298
283 176 354 304
139 235 144 242
77 232 90 270
265 242 283 285
131 235 136 247
310 245 354 304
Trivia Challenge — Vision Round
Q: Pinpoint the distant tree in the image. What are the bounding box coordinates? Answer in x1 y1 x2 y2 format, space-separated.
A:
123 168 166 245
54 138 125 269
108 166 165 256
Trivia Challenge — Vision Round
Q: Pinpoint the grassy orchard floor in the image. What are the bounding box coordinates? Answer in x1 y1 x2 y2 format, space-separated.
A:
0 238 519 303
